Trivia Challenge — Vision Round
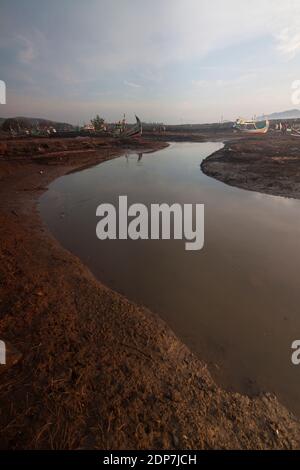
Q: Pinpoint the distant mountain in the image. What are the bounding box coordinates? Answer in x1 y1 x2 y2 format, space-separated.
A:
264 109 300 120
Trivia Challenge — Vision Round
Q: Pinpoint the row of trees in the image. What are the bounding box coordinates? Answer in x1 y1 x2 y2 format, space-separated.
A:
90 115 105 131
1 117 74 132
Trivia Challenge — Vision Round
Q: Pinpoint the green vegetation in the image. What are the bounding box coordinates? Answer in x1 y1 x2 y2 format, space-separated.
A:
91 115 105 131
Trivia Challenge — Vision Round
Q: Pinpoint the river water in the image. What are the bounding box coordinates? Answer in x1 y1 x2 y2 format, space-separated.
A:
39 142 300 416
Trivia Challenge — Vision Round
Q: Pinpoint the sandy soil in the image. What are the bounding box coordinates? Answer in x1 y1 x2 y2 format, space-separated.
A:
201 133 300 199
0 135 300 450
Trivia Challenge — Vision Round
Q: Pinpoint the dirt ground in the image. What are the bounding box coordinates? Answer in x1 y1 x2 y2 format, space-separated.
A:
0 134 300 450
201 133 300 199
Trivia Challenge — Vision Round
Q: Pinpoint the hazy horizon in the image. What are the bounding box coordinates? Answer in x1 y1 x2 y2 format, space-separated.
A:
1 0 300 125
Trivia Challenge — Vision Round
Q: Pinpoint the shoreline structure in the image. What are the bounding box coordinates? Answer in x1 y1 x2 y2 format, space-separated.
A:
0 134 300 449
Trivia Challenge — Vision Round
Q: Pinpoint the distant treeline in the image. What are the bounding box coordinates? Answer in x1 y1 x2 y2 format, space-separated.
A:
143 118 300 133
142 121 234 132
0 116 74 132
2 115 300 135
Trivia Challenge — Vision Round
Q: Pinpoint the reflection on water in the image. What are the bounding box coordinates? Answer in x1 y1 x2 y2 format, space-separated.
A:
39 142 300 416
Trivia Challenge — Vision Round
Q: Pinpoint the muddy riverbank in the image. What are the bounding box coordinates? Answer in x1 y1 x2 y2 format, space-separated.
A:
201 134 300 199
0 135 300 449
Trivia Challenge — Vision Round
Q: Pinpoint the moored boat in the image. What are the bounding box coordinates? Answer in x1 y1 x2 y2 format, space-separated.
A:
113 115 142 138
233 118 269 134
291 128 300 138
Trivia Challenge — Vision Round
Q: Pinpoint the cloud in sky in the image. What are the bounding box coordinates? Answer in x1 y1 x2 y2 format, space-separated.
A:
17 35 37 64
1 0 300 123
277 28 300 59
124 80 142 88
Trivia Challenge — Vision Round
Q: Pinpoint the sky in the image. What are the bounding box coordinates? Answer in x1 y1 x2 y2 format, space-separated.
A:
1 0 300 124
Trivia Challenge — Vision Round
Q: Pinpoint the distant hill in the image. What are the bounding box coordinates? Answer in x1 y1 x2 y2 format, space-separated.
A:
0 116 74 131
264 109 300 120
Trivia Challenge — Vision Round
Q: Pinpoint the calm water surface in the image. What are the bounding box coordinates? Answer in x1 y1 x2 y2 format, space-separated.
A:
39 142 300 416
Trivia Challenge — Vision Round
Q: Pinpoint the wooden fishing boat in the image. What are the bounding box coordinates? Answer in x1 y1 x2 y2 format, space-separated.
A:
113 115 142 138
291 128 300 138
123 115 142 138
233 118 269 134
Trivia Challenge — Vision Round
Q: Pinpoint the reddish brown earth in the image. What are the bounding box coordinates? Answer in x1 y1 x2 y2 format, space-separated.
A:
0 135 300 450
201 133 300 199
